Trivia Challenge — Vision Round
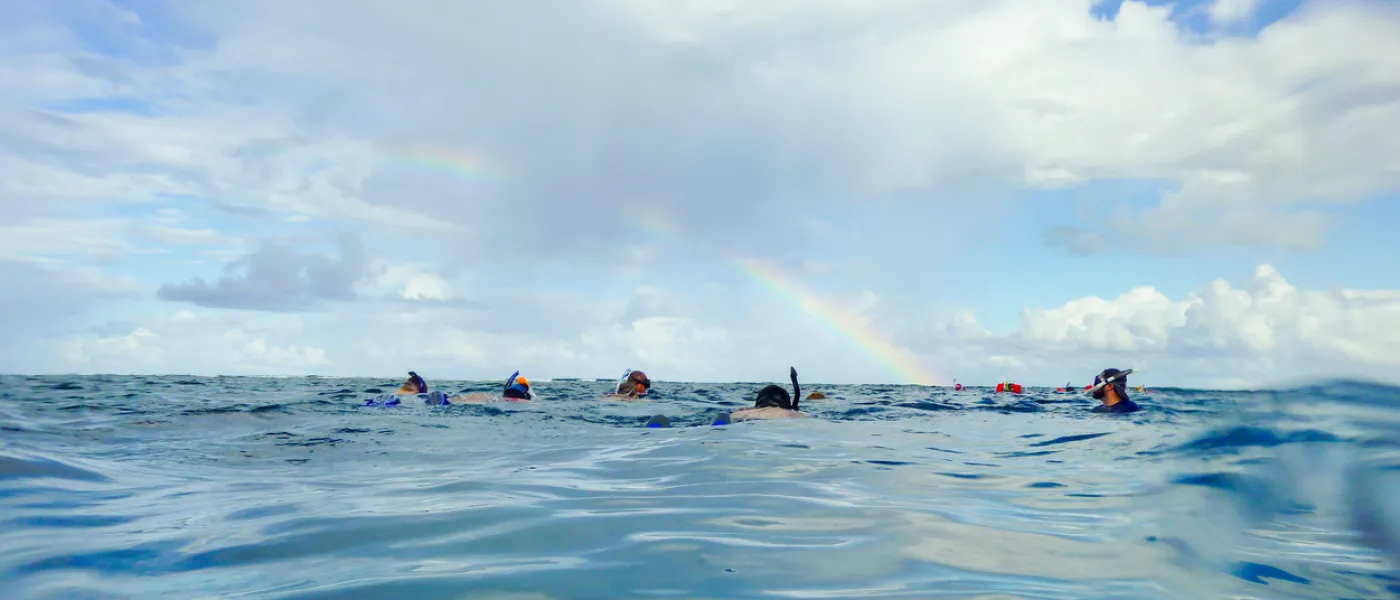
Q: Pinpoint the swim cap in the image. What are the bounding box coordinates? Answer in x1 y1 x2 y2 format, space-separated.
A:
515 376 530 388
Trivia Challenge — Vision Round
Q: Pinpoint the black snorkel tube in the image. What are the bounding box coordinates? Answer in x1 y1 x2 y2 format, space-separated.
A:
790 366 801 412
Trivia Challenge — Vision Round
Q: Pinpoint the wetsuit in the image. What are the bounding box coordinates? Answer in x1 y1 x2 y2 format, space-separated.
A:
1092 398 1140 414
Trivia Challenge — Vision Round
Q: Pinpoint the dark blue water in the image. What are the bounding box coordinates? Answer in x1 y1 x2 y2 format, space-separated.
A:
2 375 1399 599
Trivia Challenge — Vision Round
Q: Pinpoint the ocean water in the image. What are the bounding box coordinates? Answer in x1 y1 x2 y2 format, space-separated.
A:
2 375 1399 599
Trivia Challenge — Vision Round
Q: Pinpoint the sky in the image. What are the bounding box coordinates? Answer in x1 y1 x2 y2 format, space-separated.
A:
1 0 1398 389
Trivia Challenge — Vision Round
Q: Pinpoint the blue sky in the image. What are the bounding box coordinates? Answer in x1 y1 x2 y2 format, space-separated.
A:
2 0 1398 388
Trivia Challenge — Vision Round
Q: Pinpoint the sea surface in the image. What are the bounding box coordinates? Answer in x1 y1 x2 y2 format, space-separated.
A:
3 375 1400 599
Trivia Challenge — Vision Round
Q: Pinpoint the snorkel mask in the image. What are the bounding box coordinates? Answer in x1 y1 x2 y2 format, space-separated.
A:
753 367 801 411
1088 368 1133 400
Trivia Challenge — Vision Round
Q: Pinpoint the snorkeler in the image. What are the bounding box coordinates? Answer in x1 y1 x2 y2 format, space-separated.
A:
1088 368 1140 414
397 371 428 394
626 370 651 394
432 372 534 404
721 367 808 423
502 374 534 401
605 370 654 401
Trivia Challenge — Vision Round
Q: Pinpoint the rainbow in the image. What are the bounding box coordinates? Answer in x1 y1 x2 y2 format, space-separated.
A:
636 209 941 385
377 144 505 180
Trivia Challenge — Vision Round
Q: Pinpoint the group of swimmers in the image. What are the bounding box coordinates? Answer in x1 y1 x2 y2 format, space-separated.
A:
382 366 1141 421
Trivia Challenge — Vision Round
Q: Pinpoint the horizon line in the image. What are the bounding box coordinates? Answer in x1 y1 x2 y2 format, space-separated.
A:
4 371 1376 392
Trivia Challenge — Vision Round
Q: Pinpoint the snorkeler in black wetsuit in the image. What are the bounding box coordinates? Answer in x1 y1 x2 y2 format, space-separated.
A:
1089 368 1140 414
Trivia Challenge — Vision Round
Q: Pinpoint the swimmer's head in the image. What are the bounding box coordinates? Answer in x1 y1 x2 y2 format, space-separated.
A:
404 371 426 392
1092 368 1129 402
515 376 530 390
616 381 638 396
753 367 802 410
627 371 651 392
754 384 792 410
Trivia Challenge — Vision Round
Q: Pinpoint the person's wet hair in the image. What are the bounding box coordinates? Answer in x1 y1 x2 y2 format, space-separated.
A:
616 381 638 396
754 384 792 409
752 367 802 411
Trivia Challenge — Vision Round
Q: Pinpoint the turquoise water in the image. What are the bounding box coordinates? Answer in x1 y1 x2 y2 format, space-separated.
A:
2 375 1398 599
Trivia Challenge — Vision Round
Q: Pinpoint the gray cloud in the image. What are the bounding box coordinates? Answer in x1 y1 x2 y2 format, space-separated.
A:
157 232 370 311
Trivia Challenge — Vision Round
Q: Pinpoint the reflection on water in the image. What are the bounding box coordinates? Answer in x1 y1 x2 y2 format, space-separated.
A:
0 375 1396 599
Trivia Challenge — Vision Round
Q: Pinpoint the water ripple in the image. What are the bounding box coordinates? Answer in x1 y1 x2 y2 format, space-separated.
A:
0 375 1396 598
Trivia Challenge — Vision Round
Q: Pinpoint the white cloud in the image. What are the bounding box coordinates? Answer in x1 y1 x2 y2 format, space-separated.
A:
912 264 1400 388
133 224 229 246
58 327 163 368
3 0 1392 260
57 323 329 375
0 1 1398 387
0 218 142 263
1209 0 1263 25
10 261 1396 389
1020 286 1188 352
401 274 448 301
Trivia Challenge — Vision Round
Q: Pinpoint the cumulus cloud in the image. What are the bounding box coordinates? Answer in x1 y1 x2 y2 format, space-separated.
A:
364 261 482 308
54 311 331 376
908 264 1400 387
12 259 1396 388
156 233 370 311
